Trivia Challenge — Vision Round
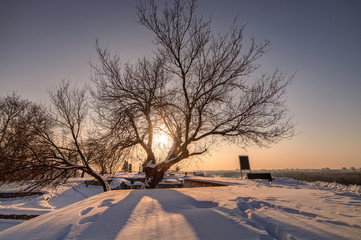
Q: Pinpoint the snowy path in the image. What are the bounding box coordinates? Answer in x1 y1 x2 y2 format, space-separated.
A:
0 178 360 239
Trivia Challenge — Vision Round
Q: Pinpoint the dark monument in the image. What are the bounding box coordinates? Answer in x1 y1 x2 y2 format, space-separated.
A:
239 155 272 182
239 155 251 179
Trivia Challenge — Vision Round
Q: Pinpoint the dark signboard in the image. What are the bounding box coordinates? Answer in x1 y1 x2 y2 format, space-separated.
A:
239 155 250 170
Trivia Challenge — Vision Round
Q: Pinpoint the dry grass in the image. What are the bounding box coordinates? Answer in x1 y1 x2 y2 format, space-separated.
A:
204 169 361 186
270 170 361 186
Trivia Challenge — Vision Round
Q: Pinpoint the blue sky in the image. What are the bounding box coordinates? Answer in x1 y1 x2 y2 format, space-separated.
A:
1 0 360 170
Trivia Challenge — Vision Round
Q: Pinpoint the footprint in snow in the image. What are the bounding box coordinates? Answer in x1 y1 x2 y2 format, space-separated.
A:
194 201 218 208
236 198 320 219
99 198 114 207
78 213 101 224
80 207 94 216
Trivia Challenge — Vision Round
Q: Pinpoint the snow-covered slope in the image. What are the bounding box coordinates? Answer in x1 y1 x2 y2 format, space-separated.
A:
0 178 360 240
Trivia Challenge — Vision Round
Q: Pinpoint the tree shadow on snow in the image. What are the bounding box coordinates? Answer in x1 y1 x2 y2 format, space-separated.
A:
77 189 263 240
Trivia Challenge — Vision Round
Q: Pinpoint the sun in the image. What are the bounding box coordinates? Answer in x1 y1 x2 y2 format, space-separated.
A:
153 131 170 146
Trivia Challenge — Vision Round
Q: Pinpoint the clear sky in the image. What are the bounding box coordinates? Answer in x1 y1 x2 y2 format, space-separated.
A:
1 0 360 170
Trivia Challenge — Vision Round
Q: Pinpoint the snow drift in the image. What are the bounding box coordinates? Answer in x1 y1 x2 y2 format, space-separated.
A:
0 177 360 239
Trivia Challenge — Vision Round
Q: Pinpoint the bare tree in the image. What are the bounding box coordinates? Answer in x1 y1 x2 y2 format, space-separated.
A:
85 138 125 175
0 93 33 182
92 0 295 188
41 80 111 191
0 93 29 161
0 93 65 187
0 82 115 192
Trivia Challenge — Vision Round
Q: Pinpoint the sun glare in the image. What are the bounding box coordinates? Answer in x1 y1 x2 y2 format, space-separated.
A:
154 131 170 146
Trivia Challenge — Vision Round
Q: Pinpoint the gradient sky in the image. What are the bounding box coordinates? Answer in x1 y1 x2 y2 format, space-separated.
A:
1 0 360 170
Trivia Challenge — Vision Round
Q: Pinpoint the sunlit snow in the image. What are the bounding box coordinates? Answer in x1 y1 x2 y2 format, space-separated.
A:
0 176 360 240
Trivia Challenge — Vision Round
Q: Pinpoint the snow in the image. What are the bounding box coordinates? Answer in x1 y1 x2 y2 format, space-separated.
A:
0 177 360 240
0 219 24 232
146 161 157 168
109 179 123 189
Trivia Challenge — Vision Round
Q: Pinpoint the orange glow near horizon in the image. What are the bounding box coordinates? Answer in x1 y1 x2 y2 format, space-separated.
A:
185 136 361 171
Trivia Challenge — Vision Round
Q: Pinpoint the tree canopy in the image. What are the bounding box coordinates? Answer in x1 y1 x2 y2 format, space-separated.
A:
92 0 295 188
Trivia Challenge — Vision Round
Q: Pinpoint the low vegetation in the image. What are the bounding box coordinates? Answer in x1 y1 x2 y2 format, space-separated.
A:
270 169 361 186
204 169 361 186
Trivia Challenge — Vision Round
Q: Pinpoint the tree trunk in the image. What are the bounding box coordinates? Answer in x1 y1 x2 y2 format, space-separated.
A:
85 168 111 192
98 177 111 192
95 174 111 192
143 165 166 189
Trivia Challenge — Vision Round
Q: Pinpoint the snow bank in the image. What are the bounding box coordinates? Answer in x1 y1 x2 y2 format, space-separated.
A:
309 181 361 194
0 177 360 239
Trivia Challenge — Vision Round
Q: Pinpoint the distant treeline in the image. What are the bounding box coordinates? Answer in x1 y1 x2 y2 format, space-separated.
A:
204 169 361 186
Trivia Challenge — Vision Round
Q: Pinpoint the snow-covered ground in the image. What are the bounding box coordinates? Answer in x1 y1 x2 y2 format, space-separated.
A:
0 176 360 239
